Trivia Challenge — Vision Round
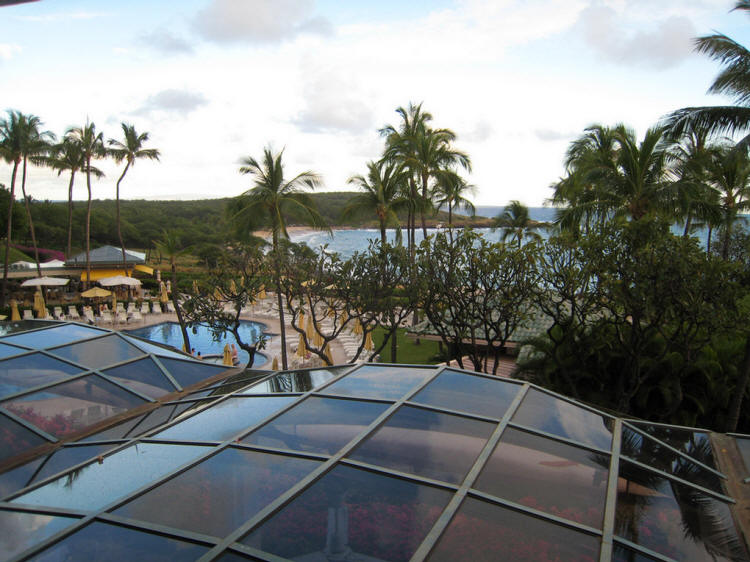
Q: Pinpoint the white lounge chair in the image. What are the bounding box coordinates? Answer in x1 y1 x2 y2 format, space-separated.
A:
140 302 150 315
152 303 163 315
126 302 136 314
22 309 34 320
100 311 113 324
67 306 81 321
53 306 64 320
166 302 175 314
83 308 96 325
127 311 143 323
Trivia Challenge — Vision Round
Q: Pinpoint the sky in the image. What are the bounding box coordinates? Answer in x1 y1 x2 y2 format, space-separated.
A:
1 0 749 206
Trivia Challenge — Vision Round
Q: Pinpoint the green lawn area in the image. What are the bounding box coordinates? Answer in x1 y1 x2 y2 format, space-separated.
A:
372 327 443 365
0 246 32 264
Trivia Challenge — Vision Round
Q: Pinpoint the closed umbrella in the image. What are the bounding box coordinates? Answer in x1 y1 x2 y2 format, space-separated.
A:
296 332 306 359
192 280 199 294
222 344 233 366
34 289 47 318
160 281 169 304
353 318 363 335
229 279 237 296
10 299 20 321
258 285 266 300
325 343 333 364
315 330 324 348
365 331 374 351
305 315 315 340
298 309 305 330
271 356 279 370
112 293 118 324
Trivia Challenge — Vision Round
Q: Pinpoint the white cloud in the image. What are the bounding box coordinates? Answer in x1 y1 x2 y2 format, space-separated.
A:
0 44 21 60
141 28 194 54
133 89 208 117
14 11 107 22
579 5 697 68
193 0 333 44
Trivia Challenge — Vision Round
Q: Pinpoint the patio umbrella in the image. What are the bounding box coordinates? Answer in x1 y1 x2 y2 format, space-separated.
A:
229 279 237 296
325 343 333 364
192 280 198 294
365 331 374 351
160 282 169 304
298 309 306 331
353 318 363 335
97 275 141 287
34 289 47 318
296 332 306 359
305 315 315 340
81 287 112 298
258 285 266 300
315 330 324 348
21 276 70 288
222 344 233 366
9 299 20 321
112 293 118 324
271 356 279 370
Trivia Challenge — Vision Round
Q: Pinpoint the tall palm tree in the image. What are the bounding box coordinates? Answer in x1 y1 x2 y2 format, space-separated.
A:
665 1 750 145
66 121 105 288
18 115 54 277
45 137 104 259
232 146 326 370
344 160 408 246
154 230 191 353
0 110 26 306
433 170 476 229
493 200 546 246
108 123 160 272
707 143 750 259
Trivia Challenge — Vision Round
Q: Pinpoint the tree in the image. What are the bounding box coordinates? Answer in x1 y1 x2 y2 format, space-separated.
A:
183 243 268 367
108 123 160 271
153 230 191 353
664 2 750 147
231 146 327 370
45 137 103 258
344 160 408 245
433 170 475 231
66 121 105 288
493 200 547 246
706 143 750 259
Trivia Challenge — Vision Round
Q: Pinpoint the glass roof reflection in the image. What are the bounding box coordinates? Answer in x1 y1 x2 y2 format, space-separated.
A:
101 357 177 399
240 368 340 394
629 422 717 470
321 365 435 400
512 388 613 451
0 352 82 399
0 509 79 559
50 334 145 370
2 324 106 349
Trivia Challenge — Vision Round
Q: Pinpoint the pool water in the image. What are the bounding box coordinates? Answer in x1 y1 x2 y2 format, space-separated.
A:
126 321 268 367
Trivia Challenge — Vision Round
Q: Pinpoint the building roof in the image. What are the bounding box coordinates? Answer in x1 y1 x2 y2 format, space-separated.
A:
1 353 748 560
65 246 146 266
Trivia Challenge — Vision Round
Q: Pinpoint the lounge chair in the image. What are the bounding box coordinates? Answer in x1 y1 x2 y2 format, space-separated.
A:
152 303 163 315
53 306 65 320
165 302 175 314
83 307 96 325
22 309 34 320
67 306 81 321
126 302 136 313
127 311 143 323
140 302 150 315
100 311 113 324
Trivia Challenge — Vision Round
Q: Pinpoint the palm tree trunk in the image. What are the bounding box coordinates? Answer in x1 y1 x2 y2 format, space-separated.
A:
66 170 76 259
273 235 288 370
116 161 130 272
172 261 191 352
420 172 429 240
20 158 42 277
722 217 732 260
707 226 713 256
1 161 19 307
726 335 750 432
85 162 92 289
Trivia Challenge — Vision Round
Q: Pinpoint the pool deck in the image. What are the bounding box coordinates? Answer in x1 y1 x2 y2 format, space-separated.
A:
112 302 351 368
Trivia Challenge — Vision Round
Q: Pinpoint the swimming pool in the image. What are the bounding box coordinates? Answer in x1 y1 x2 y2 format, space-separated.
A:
126 321 268 367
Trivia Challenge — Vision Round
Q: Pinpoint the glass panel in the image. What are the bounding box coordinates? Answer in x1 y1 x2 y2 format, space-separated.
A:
321 365 435 400
102 358 177 399
157 357 229 388
0 321 58 337
31 444 118 484
12 443 208 511
621 426 724 494
114 448 320 537
121 335 192 360
512 388 613 450
613 543 661 561
153 396 296 442
0 456 45 499
29 521 208 561
0 509 79 560
411 369 521 419
473 427 609 528
240 368 339 394
0 342 29 359
244 397 389 455
631 422 717 470
76 410 154 442
241 464 452 561
0 353 82 398
430 496 600 561
50 335 145 370
0 413 49 463
2 324 106 349
615 460 745 561
736 437 750 474
3 375 147 438
217 551 261 561
348 405 495 484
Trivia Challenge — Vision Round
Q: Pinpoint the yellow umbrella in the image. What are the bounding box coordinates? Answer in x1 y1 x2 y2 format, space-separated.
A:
222 344 233 366
213 287 223 300
315 330 324 347
365 331 374 351
325 343 333 364
353 318 363 335
298 309 306 331
10 299 20 321
229 279 237 296
34 289 47 319
112 293 117 323
259 285 266 300
192 280 199 294
305 315 315 340
271 356 279 370
296 332 306 359
81 287 111 298
160 281 169 304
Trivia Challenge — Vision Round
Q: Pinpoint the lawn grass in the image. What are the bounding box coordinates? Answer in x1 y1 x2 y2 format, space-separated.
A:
372 327 443 365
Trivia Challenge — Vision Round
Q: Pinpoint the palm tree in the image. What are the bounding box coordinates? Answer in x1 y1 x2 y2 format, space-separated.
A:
433 170 476 229
0 110 26 306
66 121 105 288
17 115 54 277
108 123 160 272
706 143 750 259
154 230 191 353
665 2 750 145
46 137 104 259
493 200 546 246
344 160 408 246
232 146 327 370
